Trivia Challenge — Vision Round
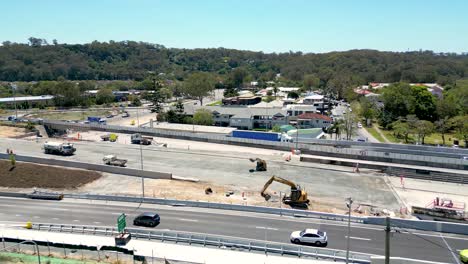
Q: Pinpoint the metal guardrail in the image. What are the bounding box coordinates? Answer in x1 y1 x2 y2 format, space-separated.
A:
63 193 365 223
32 223 373 263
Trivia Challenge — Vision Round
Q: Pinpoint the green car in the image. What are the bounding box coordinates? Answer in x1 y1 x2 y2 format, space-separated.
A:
461 249 468 264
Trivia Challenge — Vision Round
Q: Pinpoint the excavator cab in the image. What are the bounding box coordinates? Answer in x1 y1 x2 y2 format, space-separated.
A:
249 158 267 171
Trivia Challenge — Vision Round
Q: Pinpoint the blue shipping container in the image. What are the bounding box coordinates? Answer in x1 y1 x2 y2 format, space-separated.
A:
232 130 280 141
88 116 101 123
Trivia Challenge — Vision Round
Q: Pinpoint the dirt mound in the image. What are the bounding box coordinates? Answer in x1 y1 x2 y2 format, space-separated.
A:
0 160 101 189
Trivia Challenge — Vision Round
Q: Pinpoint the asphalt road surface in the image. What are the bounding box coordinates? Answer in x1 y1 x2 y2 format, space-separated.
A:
0 197 466 263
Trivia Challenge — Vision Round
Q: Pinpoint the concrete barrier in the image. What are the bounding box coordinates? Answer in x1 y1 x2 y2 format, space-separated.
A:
0 153 172 180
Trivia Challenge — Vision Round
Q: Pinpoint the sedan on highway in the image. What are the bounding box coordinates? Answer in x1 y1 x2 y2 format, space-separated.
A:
290 229 328 246
133 212 160 227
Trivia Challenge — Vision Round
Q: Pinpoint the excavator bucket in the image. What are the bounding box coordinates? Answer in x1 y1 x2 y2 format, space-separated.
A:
261 193 272 201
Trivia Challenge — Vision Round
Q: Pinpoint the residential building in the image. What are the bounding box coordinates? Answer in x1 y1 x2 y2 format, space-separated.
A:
285 104 319 117
183 105 288 130
296 113 333 129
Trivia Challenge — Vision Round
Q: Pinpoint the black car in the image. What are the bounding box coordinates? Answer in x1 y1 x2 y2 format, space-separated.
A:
133 212 160 227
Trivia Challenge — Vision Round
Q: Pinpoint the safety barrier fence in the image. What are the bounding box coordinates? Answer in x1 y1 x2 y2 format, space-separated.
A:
32 223 374 263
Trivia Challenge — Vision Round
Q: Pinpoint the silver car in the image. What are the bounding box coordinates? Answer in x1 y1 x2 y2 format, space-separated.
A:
290 229 328 246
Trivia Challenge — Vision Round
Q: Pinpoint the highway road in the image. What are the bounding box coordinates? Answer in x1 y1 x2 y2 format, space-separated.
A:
0 197 466 263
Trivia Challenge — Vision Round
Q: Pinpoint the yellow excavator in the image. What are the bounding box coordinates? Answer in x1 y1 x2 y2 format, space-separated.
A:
261 176 309 207
249 158 267 171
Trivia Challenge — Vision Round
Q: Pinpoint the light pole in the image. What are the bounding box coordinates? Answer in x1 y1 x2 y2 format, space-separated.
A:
345 197 353 264
295 123 299 152
10 83 18 121
137 108 144 198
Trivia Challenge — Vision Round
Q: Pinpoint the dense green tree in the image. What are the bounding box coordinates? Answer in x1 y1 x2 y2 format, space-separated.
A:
380 83 414 127
184 72 215 105
411 85 436 121
224 87 238 98
303 74 320 92
414 120 434 145
392 120 411 143
435 117 450 145
287 91 299 99
450 115 468 147
359 97 376 126
193 108 213 126
96 88 114 105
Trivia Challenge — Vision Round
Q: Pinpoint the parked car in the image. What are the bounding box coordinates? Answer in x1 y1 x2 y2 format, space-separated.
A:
290 229 327 246
133 212 160 227
357 122 362 128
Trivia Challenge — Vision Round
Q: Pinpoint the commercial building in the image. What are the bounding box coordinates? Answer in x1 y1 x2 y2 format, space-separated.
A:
0 95 54 107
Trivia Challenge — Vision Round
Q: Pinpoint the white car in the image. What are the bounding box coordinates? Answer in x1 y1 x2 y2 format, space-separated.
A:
290 229 328 246
357 122 363 128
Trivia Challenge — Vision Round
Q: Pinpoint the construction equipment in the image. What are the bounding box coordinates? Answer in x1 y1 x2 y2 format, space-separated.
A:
43 141 76 155
249 158 267 171
101 133 118 142
27 189 63 200
131 133 152 145
103 155 127 167
260 176 309 207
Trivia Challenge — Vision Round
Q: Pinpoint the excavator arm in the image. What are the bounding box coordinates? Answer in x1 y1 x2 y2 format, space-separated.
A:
261 176 298 200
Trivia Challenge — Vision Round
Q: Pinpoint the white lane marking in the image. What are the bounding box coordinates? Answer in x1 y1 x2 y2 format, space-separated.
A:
52 208 70 211
111 212 121 215
178 218 198 222
93 222 101 224
52 218 60 220
33 216 40 219
73 219 80 222
402 231 468 241
440 234 461 264
255 226 278 231
15 214 21 217
345 236 372 241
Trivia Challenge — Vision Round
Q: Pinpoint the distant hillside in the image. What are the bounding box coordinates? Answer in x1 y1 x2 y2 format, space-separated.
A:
1 39 467 86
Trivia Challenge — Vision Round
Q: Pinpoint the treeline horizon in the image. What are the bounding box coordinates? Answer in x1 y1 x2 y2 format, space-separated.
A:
0 38 467 88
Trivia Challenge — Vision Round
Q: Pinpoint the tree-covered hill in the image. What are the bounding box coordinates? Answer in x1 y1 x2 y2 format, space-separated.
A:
1 38 467 86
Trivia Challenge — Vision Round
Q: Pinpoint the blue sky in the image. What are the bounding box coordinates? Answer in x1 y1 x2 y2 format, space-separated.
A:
1 0 467 53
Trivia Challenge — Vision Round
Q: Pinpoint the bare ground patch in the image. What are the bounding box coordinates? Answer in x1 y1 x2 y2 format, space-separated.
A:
0 160 101 189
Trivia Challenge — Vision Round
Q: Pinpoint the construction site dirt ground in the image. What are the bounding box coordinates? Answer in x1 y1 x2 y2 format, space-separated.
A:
0 160 101 189
0 125 28 138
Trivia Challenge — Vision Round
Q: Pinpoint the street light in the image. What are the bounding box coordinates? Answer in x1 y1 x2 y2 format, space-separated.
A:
10 83 18 121
136 108 144 198
345 197 353 264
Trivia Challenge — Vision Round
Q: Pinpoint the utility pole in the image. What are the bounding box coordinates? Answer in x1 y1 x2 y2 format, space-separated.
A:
345 197 353 264
385 217 391 264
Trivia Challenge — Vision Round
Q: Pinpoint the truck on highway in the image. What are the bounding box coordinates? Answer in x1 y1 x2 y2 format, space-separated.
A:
43 141 76 155
103 155 127 167
131 133 152 145
87 116 107 125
